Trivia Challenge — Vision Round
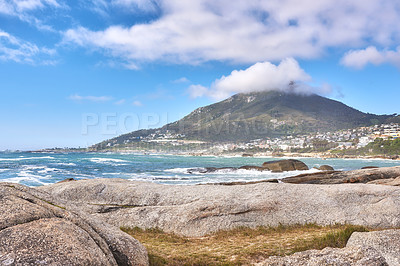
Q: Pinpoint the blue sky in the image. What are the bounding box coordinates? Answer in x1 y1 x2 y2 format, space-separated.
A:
1 0 400 150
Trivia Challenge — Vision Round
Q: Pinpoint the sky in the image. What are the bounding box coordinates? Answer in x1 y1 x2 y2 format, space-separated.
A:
1 0 400 150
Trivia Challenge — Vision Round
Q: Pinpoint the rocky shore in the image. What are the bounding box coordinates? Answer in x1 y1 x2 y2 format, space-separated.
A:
282 165 400 185
2 165 400 265
38 175 400 237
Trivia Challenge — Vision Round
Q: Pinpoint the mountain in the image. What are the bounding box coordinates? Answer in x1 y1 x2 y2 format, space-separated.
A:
93 91 399 148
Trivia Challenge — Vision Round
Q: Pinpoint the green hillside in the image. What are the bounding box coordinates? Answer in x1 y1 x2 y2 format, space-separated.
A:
93 91 398 148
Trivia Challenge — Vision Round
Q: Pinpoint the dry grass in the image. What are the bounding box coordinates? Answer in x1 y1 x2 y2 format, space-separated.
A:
121 224 368 265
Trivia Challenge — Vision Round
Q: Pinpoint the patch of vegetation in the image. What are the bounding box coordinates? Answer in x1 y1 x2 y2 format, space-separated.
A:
40 199 66 210
361 138 400 156
121 224 369 265
292 225 368 252
90 203 141 208
330 137 400 157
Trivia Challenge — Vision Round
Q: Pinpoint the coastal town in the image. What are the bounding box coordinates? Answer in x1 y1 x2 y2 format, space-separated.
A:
222 123 400 153
93 123 400 157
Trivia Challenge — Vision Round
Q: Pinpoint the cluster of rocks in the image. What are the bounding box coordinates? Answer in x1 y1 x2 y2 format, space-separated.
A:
188 158 400 187
188 159 310 174
2 163 400 265
36 173 400 265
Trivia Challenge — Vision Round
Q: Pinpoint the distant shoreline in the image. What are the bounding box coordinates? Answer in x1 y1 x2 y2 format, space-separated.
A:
27 148 400 161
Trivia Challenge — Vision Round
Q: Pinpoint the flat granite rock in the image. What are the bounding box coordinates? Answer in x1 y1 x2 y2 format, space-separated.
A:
39 175 400 237
0 183 148 266
347 229 400 266
256 246 388 266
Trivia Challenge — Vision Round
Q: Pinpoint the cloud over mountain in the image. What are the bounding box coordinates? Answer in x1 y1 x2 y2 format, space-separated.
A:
188 58 330 100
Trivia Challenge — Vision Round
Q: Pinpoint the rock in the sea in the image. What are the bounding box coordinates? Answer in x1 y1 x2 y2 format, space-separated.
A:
318 165 334 171
57 177 76 183
262 159 309 172
187 160 309 174
362 166 380 169
39 177 400 237
257 246 388 266
238 165 265 171
282 166 400 185
347 229 400 266
0 183 148 265
187 167 238 174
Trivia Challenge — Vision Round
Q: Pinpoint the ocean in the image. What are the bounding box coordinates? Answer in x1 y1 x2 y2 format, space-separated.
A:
0 152 399 187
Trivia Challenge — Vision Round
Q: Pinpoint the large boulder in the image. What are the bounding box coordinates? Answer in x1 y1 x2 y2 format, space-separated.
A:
39 177 400 237
0 183 148 265
347 229 400 266
0 218 111 265
262 159 309 172
257 246 387 266
318 165 335 171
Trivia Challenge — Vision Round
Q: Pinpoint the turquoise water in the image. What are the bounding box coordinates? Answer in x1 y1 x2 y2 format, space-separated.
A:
0 152 399 187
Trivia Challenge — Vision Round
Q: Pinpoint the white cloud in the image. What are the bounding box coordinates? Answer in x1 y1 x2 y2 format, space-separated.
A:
132 100 143 106
111 0 158 11
63 0 400 67
341 46 400 69
0 0 61 13
0 0 64 31
172 77 190 84
86 0 158 16
188 58 329 100
0 30 56 64
121 61 139 70
69 94 113 102
0 1 14 14
114 99 126 105
14 0 61 11
85 0 109 16
187 84 209 98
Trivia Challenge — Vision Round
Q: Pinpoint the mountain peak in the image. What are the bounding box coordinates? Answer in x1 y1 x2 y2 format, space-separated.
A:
94 92 397 147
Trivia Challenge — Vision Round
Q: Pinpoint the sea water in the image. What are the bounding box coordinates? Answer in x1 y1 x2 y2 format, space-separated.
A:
0 152 399 187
